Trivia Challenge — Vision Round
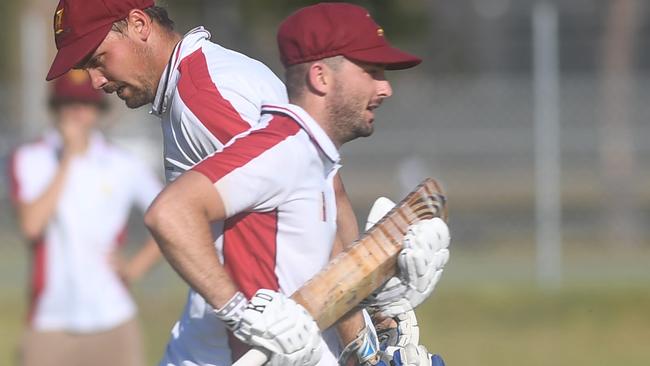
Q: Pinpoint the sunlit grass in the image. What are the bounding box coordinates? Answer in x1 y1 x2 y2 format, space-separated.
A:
1 243 648 366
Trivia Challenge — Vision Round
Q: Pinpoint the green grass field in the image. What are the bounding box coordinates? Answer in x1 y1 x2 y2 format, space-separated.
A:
1 243 649 366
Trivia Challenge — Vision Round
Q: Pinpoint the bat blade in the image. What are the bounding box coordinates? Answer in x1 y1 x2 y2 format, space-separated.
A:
294 178 447 329
233 178 447 365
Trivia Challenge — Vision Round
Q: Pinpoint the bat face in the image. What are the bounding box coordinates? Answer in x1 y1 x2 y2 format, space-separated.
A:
291 178 447 329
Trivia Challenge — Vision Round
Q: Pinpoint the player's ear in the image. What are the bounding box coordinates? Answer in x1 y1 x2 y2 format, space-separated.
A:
126 9 152 41
306 62 330 95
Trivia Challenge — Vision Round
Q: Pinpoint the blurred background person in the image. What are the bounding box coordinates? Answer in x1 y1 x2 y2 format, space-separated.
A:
8 69 162 366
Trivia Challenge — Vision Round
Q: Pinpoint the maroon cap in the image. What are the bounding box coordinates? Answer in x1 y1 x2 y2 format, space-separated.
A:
46 0 154 81
50 70 106 106
277 3 421 70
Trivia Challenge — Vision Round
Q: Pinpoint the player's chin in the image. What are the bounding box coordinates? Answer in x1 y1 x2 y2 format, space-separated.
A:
122 92 152 109
357 123 374 138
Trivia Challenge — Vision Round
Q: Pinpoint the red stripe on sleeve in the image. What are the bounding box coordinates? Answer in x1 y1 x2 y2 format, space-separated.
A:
223 211 279 362
115 226 128 248
28 238 46 324
8 150 20 205
223 210 279 298
193 115 301 183
177 49 251 144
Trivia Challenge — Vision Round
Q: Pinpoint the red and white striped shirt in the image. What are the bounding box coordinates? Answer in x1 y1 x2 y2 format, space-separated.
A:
150 27 288 183
160 104 341 366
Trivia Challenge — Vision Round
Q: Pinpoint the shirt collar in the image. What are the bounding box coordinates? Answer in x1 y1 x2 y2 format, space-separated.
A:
261 103 340 164
151 26 212 116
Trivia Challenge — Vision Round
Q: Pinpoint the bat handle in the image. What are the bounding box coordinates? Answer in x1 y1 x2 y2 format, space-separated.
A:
232 348 269 366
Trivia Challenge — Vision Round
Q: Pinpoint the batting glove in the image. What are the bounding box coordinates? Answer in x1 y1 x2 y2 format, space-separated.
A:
338 310 382 366
229 289 323 366
361 197 451 317
388 345 446 366
338 310 445 366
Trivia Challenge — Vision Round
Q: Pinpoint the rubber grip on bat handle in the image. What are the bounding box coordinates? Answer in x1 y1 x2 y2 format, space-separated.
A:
232 348 269 366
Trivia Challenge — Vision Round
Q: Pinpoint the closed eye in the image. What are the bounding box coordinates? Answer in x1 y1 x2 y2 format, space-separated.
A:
366 67 386 80
76 53 104 70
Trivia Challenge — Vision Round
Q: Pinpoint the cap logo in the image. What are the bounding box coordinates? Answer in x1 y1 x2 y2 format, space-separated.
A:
68 70 89 84
54 8 64 35
377 28 384 37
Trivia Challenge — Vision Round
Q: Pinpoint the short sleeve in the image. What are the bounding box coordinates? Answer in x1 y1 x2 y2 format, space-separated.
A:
8 147 57 205
192 116 303 217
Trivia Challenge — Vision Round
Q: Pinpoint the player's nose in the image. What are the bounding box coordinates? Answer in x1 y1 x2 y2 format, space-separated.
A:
377 80 393 99
87 69 108 90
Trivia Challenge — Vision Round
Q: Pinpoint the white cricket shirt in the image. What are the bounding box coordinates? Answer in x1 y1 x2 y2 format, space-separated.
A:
9 130 162 333
159 104 342 366
150 27 288 183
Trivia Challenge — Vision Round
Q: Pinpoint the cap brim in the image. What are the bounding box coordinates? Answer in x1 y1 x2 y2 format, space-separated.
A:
345 45 422 70
46 24 113 81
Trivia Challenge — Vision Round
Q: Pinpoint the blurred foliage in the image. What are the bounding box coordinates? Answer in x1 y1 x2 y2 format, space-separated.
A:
0 0 19 82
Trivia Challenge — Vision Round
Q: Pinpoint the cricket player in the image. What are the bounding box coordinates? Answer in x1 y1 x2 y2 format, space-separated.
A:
145 3 449 366
9 70 162 366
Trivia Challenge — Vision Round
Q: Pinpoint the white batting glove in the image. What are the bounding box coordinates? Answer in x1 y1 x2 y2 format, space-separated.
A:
338 309 445 366
232 289 323 366
383 344 446 366
371 299 420 350
362 197 451 317
369 301 445 366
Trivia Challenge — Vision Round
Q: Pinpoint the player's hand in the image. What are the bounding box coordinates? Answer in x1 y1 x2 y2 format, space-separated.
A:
383 344 446 366
338 309 445 366
370 302 445 366
393 217 450 313
233 289 323 366
107 250 133 286
362 197 450 316
58 118 87 157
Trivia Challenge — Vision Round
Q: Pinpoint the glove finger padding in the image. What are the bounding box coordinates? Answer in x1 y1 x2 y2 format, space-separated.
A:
389 344 446 366
372 300 419 350
365 197 396 231
408 217 450 252
362 218 450 315
234 289 323 366
396 218 450 309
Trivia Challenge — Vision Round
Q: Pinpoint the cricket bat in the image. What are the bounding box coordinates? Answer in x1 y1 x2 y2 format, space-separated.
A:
233 178 447 365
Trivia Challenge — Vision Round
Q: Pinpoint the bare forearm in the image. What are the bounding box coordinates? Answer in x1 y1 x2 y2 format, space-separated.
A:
332 173 367 345
18 156 72 240
145 172 238 309
122 237 161 283
333 173 360 251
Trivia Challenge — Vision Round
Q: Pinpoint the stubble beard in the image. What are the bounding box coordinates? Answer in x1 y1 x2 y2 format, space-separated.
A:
327 82 374 146
123 41 157 109
122 77 155 109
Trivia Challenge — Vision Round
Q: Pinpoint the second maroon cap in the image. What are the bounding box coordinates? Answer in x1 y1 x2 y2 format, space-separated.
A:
50 70 106 106
277 2 421 70
46 0 154 81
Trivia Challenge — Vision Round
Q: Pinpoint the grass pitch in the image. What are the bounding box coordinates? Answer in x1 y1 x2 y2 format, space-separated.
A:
1 244 648 366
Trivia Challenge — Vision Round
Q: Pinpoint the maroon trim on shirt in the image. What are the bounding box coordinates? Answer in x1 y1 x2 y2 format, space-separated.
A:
115 226 128 248
8 150 20 205
28 238 46 325
262 104 338 163
193 114 301 183
223 210 279 362
223 210 280 298
176 48 250 145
